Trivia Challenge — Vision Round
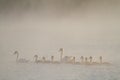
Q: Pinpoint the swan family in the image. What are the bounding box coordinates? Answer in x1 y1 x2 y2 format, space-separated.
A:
13 48 111 65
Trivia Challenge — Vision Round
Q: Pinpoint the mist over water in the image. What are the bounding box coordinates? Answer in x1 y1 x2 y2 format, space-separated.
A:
0 0 120 80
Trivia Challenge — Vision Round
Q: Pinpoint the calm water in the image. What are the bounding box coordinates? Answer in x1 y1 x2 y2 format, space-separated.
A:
0 62 120 80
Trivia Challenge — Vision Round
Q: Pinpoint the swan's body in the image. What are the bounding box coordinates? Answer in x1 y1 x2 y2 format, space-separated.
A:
17 58 29 63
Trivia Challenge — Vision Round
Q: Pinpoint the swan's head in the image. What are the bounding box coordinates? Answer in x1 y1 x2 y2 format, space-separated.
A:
13 51 19 55
34 55 38 58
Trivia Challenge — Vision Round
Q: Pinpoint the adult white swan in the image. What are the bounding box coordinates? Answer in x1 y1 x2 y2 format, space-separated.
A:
13 51 29 63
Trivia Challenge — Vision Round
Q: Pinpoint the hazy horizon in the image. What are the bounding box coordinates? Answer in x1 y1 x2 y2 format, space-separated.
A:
0 0 120 63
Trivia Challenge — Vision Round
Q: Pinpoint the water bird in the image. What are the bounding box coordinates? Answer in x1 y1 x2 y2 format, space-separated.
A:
59 48 63 62
89 56 93 63
99 56 102 63
51 56 54 63
34 55 41 63
13 51 29 63
80 56 84 63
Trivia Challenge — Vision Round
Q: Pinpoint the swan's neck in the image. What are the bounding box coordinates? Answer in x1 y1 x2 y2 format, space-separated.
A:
16 54 19 62
35 57 38 62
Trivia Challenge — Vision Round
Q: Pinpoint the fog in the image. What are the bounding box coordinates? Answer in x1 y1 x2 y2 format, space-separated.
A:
0 0 120 63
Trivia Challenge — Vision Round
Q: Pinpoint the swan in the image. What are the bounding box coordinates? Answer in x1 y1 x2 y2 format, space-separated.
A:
13 51 29 63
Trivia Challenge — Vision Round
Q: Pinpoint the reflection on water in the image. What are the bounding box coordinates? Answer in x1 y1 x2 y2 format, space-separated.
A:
0 62 120 80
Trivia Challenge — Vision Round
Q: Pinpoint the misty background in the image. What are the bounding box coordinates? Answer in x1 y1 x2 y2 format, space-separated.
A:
0 0 120 63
